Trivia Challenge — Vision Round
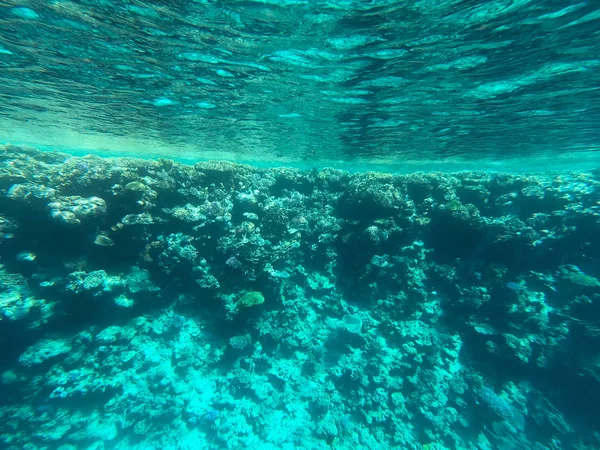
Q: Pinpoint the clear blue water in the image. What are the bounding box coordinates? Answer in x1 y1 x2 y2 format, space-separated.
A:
0 0 599 169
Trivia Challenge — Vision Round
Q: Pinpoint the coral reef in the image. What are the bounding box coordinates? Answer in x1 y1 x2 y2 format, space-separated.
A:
0 145 599 449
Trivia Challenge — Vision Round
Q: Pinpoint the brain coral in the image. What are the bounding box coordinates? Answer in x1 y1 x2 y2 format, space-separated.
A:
235 291 265 308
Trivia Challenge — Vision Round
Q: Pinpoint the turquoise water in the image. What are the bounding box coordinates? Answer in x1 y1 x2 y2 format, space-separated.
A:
0 0 599 169
1 2 600 450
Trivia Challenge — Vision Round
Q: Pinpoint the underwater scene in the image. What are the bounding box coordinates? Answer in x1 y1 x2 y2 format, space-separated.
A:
1 1 600 450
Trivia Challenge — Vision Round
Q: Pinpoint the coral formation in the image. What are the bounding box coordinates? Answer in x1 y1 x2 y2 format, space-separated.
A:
0 145 599 449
